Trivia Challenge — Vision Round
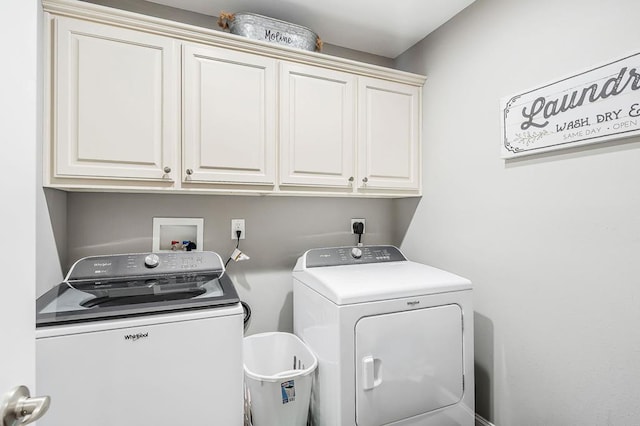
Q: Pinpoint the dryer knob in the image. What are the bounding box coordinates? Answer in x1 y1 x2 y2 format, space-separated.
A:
144 254 160 268
351 247 363 259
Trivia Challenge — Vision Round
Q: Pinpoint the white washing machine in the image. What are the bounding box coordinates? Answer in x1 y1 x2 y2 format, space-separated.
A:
293 246 474 426
36 251 244 426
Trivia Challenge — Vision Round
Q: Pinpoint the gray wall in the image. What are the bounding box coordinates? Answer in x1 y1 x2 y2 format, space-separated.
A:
85 0 394 67
36 190 66 298
321 43 393 68
395 0 640 424
61 193 398 334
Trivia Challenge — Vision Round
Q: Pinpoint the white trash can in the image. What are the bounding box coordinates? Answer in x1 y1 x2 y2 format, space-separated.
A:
243 332 317 426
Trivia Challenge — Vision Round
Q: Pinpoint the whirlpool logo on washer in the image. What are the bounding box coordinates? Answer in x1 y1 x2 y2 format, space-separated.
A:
124 332 149 342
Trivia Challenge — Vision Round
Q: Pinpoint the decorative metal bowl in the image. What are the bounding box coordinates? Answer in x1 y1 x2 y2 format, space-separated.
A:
220 12 321 52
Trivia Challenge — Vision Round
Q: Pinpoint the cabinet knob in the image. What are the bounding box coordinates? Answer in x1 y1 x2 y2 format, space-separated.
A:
163 166 171 174
186 169 193 176
348 176 354 183
362 177 369 184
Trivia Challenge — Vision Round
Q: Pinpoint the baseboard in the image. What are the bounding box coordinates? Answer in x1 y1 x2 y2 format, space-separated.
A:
475 413 496 426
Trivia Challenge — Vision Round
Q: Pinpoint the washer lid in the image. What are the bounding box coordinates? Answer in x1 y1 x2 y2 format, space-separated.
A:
293 246 471 305
36 251 240 327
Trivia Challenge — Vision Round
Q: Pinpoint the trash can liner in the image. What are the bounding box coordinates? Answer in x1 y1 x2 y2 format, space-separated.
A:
243 332 317 381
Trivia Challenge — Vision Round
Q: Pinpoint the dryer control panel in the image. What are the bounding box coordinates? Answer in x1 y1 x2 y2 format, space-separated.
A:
305 245 406 268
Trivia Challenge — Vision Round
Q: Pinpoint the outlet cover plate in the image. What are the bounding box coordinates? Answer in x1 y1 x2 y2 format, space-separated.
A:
231 219 246 239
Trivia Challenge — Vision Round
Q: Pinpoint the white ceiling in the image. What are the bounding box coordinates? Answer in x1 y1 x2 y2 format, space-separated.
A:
146 0 476 58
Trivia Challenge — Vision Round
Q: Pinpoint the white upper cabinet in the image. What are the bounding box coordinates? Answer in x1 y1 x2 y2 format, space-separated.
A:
358 77 421 191
182 44 276 185
279 62 355 188
42 0 425 197
280 69 421 194
50 17 178 183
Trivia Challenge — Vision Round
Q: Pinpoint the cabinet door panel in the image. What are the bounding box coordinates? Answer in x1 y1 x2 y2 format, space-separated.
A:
358 77 420 191
183 44 276 184
280 62 355 187
54 18 177 181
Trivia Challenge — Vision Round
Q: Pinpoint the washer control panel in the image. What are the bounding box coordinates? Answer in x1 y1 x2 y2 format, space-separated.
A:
67 251 224 281
305 245 406 268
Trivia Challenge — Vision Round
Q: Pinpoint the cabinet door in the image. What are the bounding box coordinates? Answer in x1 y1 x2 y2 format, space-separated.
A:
53 17 178 182
280 62 355 188
358 77 420 191
183 44 276 184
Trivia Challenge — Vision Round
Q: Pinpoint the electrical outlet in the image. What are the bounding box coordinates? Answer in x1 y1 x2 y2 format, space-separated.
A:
231 219 245 240
351 218 366 234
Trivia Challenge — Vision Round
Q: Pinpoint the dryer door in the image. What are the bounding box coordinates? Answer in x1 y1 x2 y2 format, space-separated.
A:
355 304 464 426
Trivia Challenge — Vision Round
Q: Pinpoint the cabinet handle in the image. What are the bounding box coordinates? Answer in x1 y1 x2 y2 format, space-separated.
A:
163 166 171 174
186 169 193 176
362 177 369 184
348 176 354 183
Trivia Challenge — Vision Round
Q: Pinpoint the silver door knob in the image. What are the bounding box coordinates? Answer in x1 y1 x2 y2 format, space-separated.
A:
0 386 50 426
362 177 369 183
163 166 171 174
186 169 193 176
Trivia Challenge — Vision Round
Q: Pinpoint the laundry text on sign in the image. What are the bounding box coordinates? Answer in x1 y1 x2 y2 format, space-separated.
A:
501 53 640 158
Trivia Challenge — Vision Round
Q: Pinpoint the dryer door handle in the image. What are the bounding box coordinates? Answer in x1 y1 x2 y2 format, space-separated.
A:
362 356 382 390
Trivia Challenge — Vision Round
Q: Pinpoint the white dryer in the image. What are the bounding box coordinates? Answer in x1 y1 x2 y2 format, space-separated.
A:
293 246 474 426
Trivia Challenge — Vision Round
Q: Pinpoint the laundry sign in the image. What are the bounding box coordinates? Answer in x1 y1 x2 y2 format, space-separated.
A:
501 52 640 158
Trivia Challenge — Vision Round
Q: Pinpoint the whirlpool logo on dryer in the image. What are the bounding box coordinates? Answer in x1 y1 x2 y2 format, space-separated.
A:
124 332 149 342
